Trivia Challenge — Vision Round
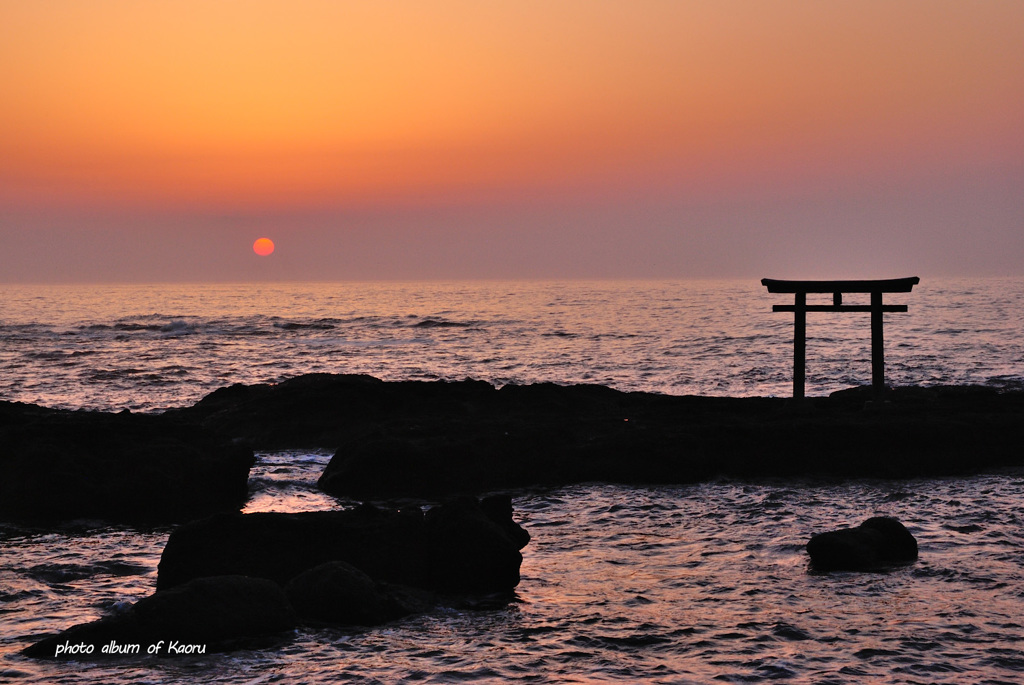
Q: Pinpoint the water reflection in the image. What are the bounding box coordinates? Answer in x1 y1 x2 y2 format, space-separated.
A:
3 459 1024 683
3 278 1022 412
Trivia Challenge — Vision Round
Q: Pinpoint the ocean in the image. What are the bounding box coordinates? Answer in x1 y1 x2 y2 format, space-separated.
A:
2 278 1023 683
3 278 1023 412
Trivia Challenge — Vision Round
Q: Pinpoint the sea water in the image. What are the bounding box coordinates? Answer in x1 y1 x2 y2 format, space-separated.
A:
2 278 1022 412
3 455 1024 684
2 278 1024 683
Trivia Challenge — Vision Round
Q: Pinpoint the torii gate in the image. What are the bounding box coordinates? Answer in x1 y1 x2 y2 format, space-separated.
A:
761 277 920 399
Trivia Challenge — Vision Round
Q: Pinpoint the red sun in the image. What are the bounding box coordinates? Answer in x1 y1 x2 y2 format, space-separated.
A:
252 238 275 256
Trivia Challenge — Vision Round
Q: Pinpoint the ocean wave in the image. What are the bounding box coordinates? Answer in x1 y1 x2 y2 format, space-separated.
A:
159 320 196 335
412 319 475 328
2 278 1022 412
25 561 150 583
5 470 1024 682
113 323 166 332
273 321 337 331
22 350 97 361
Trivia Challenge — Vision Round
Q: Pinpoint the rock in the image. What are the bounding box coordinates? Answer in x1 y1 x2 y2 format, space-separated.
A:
806 516 918 571
0 401 254 523
22 575 296 659
157 499 528 595
169 374 499 448
318 434 473 498
480 494 532 550
157 505 429 591
284 561 424 626
425 495 529 593
10 375 1024 509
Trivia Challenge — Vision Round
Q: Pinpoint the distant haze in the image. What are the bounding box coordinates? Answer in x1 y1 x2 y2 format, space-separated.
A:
2 1 1022 282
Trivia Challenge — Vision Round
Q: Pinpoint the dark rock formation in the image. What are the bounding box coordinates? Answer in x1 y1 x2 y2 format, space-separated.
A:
284 561 426 626
425 495 529 593
7 375 1024 512
806 516 919 571
24 497 525 657
157 497 529 595
162 374 1024 498
480 493 532 550
22 575 295 659
0 401 254 523
169 374 500 449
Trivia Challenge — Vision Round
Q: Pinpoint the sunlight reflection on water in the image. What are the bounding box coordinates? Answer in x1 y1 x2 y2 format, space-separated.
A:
2 451 1024 684
2 278 1023 682
2 278 1022 412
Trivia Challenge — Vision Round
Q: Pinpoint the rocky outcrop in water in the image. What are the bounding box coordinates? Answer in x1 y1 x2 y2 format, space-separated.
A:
6 375 1024 519
156 496 529 594
806 516 919 571
161 374 1024 499
24 497 530 658
284 561 427 626
0 401 254 523
8 376 1024 516
298 379 1022 499
22 575 296 659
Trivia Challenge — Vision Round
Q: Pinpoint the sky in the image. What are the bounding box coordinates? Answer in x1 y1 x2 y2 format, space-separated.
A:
2 0 1022 283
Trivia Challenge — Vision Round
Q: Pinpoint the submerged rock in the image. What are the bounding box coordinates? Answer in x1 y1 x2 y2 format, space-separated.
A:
806 516 918 571
22 575 295 659
0 401 253 523
157 496 529 595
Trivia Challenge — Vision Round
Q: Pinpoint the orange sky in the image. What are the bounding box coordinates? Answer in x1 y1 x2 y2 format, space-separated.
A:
1 1 1023 280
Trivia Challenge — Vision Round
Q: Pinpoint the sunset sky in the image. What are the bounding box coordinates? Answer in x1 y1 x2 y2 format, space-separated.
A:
2 0 1022 282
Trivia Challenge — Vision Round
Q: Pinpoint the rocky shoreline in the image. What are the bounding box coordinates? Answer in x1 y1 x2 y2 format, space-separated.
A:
6 374 1019 659
3 373 1024 522
0 401 252 523
23 496 531 659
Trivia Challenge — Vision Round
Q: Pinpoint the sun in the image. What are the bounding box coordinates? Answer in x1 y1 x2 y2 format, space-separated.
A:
252 237 275 256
